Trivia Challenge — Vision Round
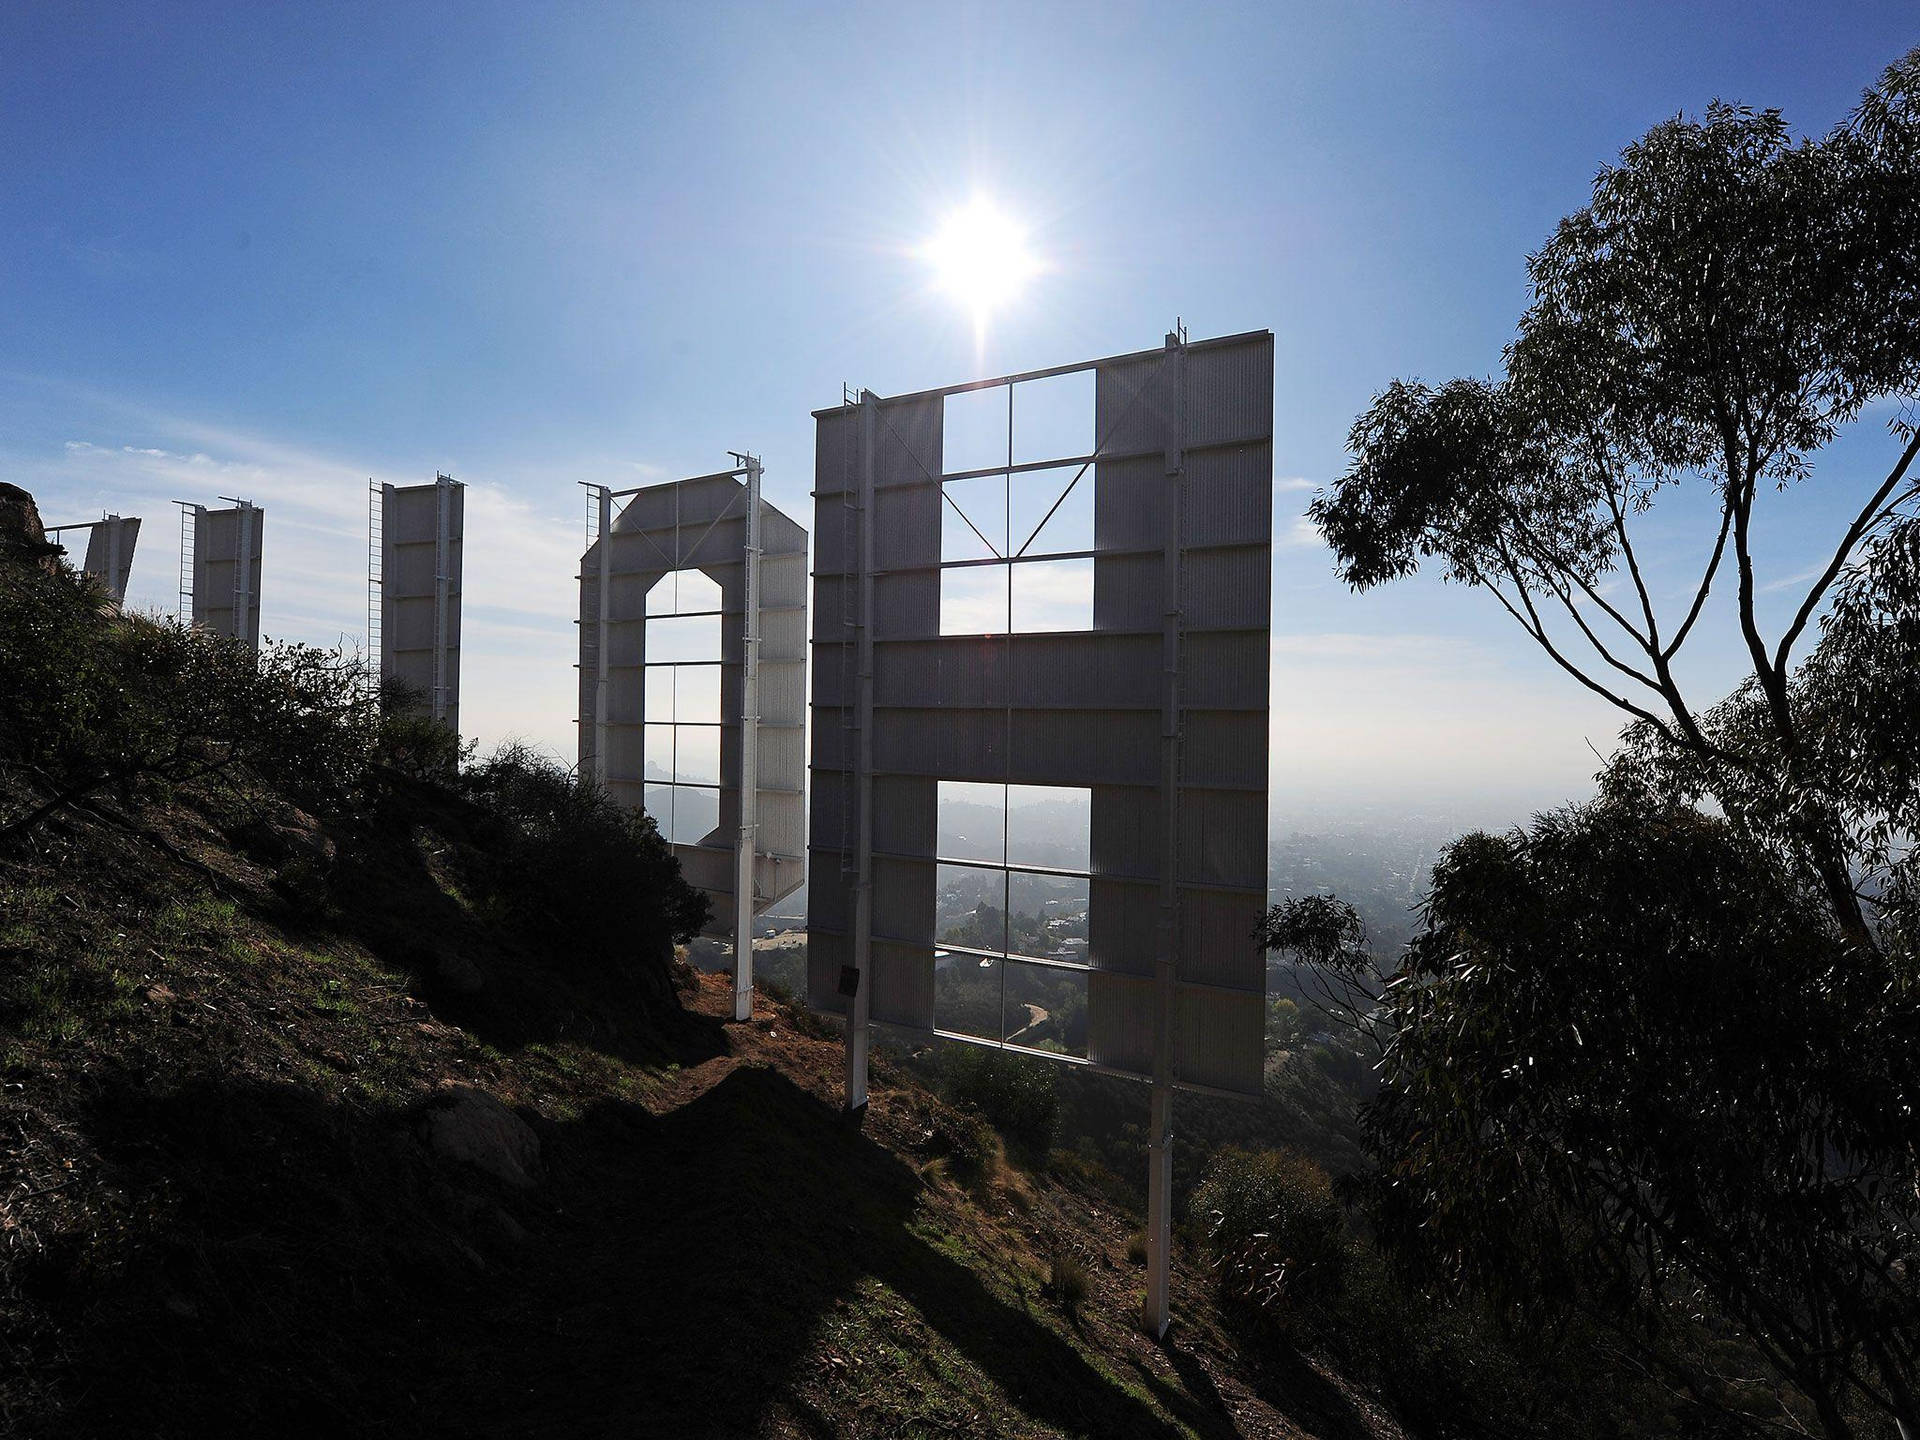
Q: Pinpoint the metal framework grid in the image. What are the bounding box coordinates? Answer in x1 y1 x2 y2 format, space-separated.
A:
577 464 808 1018
806 329 1273 1331
377 474 464 731
177 498 264 649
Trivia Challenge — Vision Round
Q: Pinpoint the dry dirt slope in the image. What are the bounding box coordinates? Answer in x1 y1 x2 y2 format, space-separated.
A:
1 795 1399 1440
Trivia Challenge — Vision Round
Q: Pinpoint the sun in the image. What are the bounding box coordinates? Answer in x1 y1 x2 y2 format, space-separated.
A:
923 196 1040 339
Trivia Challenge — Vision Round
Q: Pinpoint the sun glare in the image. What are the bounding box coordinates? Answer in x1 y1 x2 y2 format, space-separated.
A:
923 196 1040 341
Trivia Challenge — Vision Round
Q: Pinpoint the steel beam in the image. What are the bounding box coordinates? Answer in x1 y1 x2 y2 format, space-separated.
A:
733 455 763 1022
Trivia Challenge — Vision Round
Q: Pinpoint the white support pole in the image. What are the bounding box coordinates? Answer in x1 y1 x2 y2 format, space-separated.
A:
846 395 877 1111
432 474 453 725
593 485 613 787
1146 330 1187 1339
733 455 764 1022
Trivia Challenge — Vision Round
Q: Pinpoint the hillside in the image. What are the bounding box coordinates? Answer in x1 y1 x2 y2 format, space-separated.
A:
0 491 1405 1440
0 774 1399 1439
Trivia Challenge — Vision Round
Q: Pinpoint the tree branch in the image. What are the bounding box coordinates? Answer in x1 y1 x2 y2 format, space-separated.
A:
1664 501 1734 662
1484 555 1679 739
1773 428 1920 675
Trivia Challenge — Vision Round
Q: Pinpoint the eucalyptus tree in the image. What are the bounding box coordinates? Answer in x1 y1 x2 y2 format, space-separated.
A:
1302 50 1920 1439
1312 48 1920 945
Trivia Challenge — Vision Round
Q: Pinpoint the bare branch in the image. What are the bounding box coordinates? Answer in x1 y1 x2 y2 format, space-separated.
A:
1664 501 1734 661
1773 428 1920 675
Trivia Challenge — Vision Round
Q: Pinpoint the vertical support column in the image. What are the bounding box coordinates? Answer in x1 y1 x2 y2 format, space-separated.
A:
376 483 393 687
1146 331 1187 1339
593 485 613 787
432 474 453 724
105 519 124 604
734 456 764 1022
846 394 878 1111
232 500 256 651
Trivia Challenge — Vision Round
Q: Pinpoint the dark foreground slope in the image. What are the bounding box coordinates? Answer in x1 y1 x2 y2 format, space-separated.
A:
0 817 1396 1440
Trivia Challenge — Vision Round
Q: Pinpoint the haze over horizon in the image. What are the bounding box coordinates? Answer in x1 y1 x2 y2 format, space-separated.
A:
4 2 1910 829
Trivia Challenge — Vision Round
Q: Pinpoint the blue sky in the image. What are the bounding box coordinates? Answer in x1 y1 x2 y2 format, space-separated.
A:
3 2 1913 824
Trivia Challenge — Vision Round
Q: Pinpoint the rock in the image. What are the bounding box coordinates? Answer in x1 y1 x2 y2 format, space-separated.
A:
434 950 485 995
418 1085 541 1189
484 1204 528 1246
232 809 336 869
0 482 62 567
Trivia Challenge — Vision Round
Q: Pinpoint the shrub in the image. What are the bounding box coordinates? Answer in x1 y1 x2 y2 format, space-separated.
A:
938 1046 1058 1157
1193 1147 1348 1329
939 1110 997 1181
457 745 708 989
0 556 385 841
374 679 471 779
1048 1250 1092 1318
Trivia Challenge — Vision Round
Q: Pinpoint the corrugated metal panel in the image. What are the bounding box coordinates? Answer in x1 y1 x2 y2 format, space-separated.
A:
679 847 733 897
872 856 934 944
812 649 853 710
1010 710 1159 786
760 792 807 862
1008 633 1159 709
872 394 943 487
810 772 850 849
872 572 939 639
1182 546 1270 630
1181 631 1269 710
814 410 858 496
811 715 853 772
1174 985 1264 1094
1185 335 1275 452
813 496 851 573
873 708 1007 779
875 638 1007 709
1092 551 1162 631
1093 455 1169 552
1178 710 1268 790
871 774 936 856
874 484 942 569
870 940 934 1029
809 859 852 933
758 662 807 726
1095 351 1178 459
1087 971 1155 1075
1178 788 1267 889
1091 785 1163 877
809 930 851 1016
762 550 808 609
1178 888 1266 990
812 575 852 641
1184 443 1273 549
1088 878 1158 975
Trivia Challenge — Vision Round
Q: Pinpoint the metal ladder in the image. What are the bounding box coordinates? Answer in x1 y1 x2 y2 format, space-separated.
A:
838 390 862 879
175 503 196 624
366 480 383 690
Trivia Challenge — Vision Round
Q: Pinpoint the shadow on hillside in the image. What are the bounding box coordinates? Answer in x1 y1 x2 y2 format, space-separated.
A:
315 796 730 1075
42 1065 1186 1439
